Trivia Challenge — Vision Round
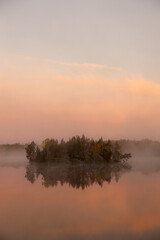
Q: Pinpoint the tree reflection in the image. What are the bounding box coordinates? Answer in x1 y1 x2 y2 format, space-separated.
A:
25 162 131 189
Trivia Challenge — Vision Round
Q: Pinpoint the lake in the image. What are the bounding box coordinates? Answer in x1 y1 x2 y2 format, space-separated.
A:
0 152 160 240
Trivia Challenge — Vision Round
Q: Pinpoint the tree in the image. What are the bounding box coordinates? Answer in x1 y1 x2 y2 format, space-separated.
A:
25 141 37 161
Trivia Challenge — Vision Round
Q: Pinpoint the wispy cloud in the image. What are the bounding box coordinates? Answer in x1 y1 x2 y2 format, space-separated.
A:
23 56 122 72
124 77 160 97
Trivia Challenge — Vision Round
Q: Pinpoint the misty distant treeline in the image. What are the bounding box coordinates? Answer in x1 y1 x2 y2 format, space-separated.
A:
0 143 25 152
25 135 131 164
119 139 160 157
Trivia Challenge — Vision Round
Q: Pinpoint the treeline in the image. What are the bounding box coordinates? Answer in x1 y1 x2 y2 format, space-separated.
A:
0 143 25 152
25 135 131 163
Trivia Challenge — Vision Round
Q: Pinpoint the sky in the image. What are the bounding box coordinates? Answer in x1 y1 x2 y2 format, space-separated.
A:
0 0 160 143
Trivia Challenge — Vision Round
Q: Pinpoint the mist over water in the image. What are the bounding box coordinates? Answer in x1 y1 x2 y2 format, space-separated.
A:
120 141 160 173
0 149 27 167
0 142 160 240
1 141 160 173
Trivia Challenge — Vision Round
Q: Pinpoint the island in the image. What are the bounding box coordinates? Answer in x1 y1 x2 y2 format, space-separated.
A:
25 135 131 164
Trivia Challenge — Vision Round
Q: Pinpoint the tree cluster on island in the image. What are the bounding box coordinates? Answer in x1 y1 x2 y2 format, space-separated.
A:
25 135 131 163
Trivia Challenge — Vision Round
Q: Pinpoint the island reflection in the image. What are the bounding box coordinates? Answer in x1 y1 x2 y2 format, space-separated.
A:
25 162 131 189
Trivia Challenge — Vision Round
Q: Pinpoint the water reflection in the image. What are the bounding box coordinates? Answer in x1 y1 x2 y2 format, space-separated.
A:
25 162 131 189
1 159 160 240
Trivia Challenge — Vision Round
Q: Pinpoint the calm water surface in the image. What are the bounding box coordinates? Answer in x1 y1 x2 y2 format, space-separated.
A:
0 156 160 240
